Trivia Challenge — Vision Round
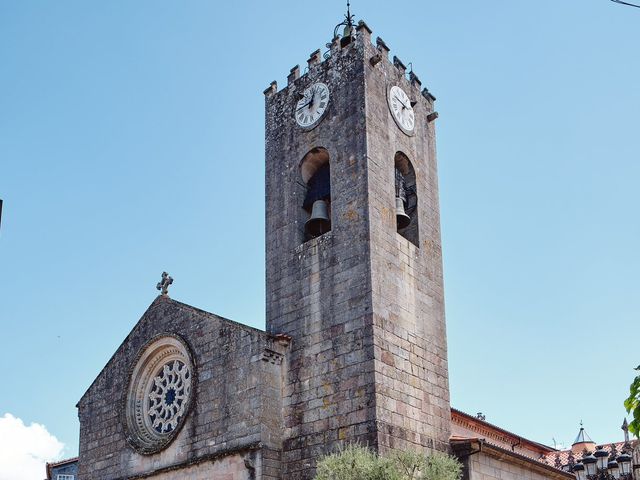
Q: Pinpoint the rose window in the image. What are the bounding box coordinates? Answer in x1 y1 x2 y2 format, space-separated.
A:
124 335 196 454
147 360 191 434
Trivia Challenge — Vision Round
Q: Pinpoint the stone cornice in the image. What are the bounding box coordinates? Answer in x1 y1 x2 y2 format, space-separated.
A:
452 408 554 455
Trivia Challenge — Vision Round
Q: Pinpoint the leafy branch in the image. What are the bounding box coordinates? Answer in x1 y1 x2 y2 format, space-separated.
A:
624 365 640 438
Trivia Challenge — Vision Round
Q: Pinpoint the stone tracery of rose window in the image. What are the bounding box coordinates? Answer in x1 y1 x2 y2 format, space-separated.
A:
147 360 191 434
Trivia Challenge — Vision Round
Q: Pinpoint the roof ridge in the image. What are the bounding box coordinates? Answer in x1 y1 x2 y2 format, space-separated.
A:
451 407 556 452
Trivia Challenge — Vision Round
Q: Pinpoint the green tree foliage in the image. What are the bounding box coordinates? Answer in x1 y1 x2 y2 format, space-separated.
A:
624 365 640 438
314 445 393 480
391 450 463 480
314 445 462 480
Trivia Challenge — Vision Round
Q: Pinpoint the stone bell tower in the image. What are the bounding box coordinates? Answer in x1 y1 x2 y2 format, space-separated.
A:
265 17 450 479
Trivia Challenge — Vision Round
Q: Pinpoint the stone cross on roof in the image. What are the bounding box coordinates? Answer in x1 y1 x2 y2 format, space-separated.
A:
622 418 630 443
156 272 173 296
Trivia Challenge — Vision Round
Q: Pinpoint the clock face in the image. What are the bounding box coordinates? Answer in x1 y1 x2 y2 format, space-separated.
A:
295 82 330 128
388 85 415 133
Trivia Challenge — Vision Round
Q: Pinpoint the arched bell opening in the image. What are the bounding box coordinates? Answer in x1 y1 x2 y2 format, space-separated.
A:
394 152 419 247
300 147 331 242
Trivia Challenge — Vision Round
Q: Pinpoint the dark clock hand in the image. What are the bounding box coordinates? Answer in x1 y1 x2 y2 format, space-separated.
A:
395 95 409 110
297 100 312 111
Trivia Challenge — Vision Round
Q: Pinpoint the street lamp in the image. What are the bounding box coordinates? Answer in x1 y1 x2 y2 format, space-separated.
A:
595 448 610 471
608 459 620 479
573 447 635 480
617 452 632 478
583 452 598 477
574 462 587 480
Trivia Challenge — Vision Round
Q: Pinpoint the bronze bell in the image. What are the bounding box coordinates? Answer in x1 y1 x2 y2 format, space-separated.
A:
395 197 411 229
305 199 331 237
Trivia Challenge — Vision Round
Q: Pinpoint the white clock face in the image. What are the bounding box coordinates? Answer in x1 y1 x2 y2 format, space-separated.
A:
388 85 415 133
295 82 330 128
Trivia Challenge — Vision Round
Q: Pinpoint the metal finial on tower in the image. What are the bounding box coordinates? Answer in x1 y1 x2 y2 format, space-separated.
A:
333 0 356 40
573 422 594 446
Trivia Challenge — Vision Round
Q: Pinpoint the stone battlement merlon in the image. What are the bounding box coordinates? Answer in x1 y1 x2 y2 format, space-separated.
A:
287 65 300 85
375 36 390 53
263 19 436 110
307 49 322 68
356 19 372 40
409 71 422 89
393 55 407 74
263 80 277 98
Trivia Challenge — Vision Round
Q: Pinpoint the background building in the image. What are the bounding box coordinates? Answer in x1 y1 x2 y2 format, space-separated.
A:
540 423 639 478
452 410 639 480
45 457 78 480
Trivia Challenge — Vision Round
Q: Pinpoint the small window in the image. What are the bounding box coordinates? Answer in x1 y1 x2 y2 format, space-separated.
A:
394 152 419 246
57 475 75 480
300 147 331 242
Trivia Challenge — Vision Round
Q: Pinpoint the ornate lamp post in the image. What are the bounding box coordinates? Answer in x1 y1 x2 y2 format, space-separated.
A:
572 447 634 480
608 459 620 479
617 452 633 479
573 462 586 480
583 452 599 478
596 448 610 469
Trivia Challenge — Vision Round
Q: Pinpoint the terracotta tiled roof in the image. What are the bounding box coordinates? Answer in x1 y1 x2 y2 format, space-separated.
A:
540 441 638 470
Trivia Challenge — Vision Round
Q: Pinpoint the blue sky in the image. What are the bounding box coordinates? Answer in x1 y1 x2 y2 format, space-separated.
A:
1 0 638 461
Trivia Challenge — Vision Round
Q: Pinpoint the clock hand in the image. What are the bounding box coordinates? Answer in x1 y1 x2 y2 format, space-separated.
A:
394 95 409 110
296 100 312 111
396 95 411 110
296 85 325 114
297 92 313 111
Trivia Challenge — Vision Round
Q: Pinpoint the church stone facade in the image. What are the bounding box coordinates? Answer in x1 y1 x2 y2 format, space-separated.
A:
77 298 289 479
76 17 577 480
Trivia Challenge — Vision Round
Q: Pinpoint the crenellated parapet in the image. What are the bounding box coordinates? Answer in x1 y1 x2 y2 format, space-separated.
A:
264 19 437 120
